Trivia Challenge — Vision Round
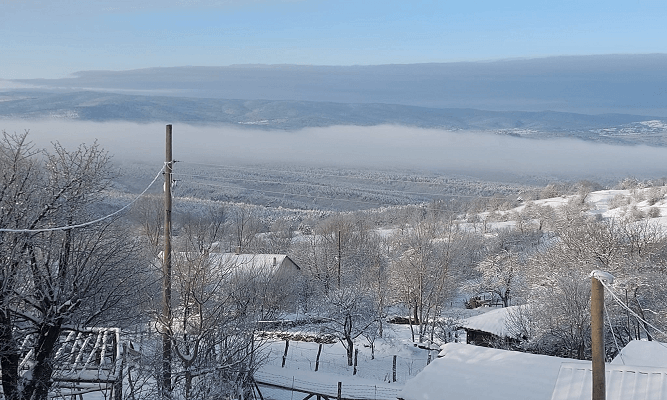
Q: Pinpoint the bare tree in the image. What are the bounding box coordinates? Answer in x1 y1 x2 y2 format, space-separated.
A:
475 250 523 307
0 131 147 400
319 285 377 366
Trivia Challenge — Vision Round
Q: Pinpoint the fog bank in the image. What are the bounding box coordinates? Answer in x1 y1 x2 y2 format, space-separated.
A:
2 120 666 181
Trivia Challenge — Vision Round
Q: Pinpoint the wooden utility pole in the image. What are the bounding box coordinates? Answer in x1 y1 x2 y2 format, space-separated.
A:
591 271 609 400
337 230 341 288
162 124 173 398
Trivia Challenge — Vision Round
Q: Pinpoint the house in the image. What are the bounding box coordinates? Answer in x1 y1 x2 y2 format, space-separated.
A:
170 252 303 315
210 253 301 279
459 305 526 346
212 253 303 315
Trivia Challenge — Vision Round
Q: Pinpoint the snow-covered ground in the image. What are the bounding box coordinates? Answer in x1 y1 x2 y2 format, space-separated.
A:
464 185 667 233
256 323 435 399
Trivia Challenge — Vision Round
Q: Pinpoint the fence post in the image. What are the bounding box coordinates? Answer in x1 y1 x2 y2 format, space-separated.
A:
337 382 342 400
392 355 397 382
315 343 322 372
282 340 290 368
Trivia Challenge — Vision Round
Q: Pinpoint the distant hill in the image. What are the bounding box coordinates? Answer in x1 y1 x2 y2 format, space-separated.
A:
2 90 667 146
11 54 667 116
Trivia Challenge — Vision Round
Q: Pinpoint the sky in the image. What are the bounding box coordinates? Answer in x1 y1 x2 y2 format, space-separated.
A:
3 0 667 79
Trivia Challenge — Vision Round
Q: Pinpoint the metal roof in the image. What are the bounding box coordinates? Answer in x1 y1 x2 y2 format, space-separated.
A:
551 362 667 400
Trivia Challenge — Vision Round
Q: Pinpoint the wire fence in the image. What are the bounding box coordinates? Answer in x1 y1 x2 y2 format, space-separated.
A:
255 371 401 400
263 341 429 383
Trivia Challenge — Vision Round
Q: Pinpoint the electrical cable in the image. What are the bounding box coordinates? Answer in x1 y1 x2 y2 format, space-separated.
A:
0 164 166 233
599 278 667 343
604 298 624 364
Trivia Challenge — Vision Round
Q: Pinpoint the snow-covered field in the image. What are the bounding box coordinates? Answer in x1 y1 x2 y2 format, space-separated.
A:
256 323 433 400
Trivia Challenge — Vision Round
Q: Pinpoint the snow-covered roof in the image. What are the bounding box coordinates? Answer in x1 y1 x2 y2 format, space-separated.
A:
550 362 667 400
171 252 298 275
460 305 526 337
399 343 588 400
212 253 288 270
611 340 667 368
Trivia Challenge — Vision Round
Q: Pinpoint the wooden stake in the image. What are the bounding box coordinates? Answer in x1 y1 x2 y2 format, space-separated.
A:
315 343 322 372
282 340 290 368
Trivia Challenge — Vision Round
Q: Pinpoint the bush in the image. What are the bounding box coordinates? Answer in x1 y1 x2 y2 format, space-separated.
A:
608 194 631 210
646 187 664 206
648 207 661 218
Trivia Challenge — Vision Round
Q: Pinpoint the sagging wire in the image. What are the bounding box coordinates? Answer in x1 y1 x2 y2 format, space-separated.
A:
0 163 166 233
599 278 667 349
604 298 624 364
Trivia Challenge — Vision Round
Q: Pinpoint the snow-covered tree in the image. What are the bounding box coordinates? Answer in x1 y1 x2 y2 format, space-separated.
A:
0 131 147 400
319 285 377 366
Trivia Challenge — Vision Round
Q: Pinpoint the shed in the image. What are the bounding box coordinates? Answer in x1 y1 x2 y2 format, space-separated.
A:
460 305 526 347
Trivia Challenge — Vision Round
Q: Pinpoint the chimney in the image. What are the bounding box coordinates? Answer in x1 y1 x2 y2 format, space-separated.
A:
273 257 277 267
235 246 241 255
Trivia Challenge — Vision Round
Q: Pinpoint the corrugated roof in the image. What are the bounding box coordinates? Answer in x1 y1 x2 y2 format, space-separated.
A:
550 362 667 400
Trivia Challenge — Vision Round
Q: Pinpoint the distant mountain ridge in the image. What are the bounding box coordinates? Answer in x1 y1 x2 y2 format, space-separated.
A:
1 90 666 146
11 54 667 116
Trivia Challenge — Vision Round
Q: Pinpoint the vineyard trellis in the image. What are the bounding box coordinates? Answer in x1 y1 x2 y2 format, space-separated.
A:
17 327 123 399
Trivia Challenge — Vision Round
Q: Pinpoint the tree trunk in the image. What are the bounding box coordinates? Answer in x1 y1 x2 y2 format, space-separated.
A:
23 321 63 400
0 310 19 400
346 337 354 367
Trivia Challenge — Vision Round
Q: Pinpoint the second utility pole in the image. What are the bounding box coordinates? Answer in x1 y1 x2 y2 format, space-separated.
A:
162 124 173 398
338 230 341 288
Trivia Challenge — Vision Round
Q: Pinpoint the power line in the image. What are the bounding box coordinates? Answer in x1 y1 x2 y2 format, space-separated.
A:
599 278 667 341
0 164 166 233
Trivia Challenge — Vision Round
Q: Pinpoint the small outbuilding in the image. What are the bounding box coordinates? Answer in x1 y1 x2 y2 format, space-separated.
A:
459 305 526 347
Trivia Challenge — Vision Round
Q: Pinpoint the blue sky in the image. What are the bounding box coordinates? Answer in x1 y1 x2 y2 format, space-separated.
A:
2 0 667 79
